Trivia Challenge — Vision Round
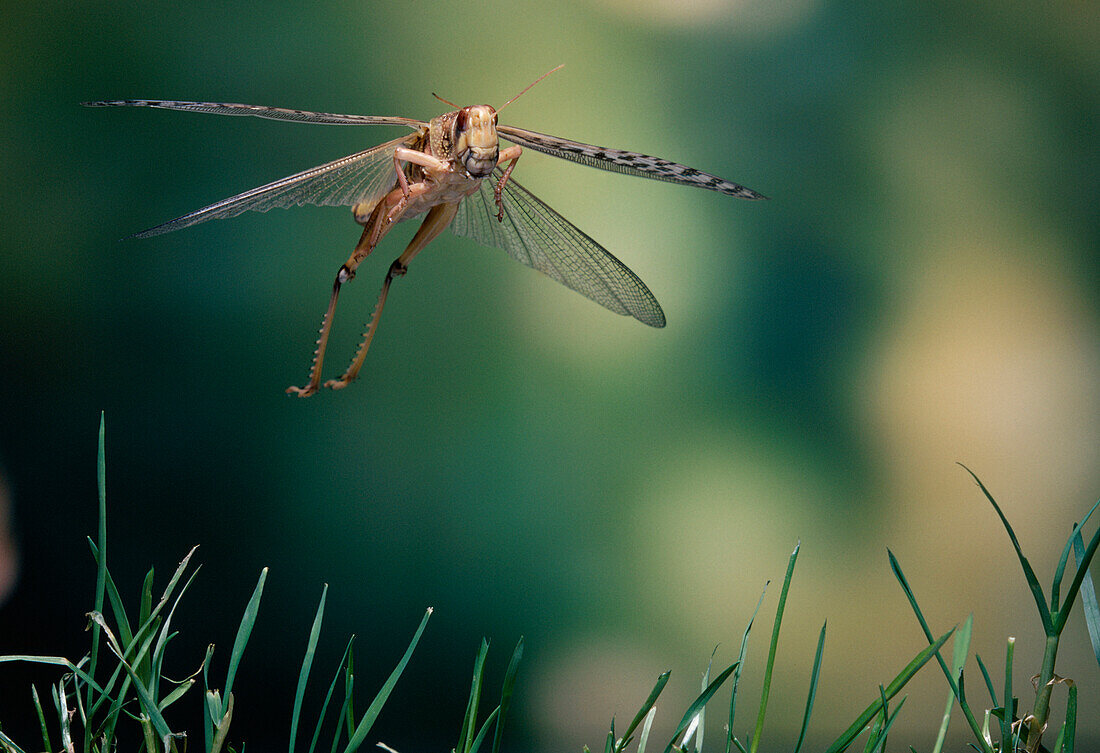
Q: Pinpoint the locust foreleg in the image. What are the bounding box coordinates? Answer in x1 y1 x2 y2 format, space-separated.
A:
493 145 522 222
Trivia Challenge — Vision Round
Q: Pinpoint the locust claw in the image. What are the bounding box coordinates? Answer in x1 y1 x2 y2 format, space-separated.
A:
286 384 319 397
323 378 352 390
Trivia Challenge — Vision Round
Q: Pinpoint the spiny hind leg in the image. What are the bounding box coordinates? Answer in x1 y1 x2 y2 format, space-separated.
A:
285 208 388 397
324 202 461 391
288 180 441 396
323 258 406 391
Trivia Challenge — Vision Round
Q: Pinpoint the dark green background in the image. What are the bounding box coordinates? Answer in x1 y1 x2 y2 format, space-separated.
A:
1 0 1098 750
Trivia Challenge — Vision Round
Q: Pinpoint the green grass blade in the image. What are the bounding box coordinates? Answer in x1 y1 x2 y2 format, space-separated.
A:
1056 503 1100 628
954 669 990 751
205 688 222 723
99 662 135 750
344 643 356 739
637 706 657 753
137 567 156 682
203 646 216 753
932 614 971 753
0 730 27 753
999 638 1015 751
223 567 268 712
959 465 1052 631
888 550 957 691
662 662 737 753
0 656 108 695
792 620 826 753
122 546 199 668
329 686 353 753
151 566 201 703
1053 523 1100 633
468 706 501 753
92 609 158 692
888 553 989 749
1052 527 1080 614
491 636 524 753
870 695 906 753
974 654 997 706
458 639 491 753
70 669 90 734
138 565 154 625
340 607 432 753
865 685 889 753
1071 528 1100 668
84 414 110 753
727 583 766 753
55 679 73 753
860 722 879 753
210 692 235 753
159 677 195 711
31 684 52 753
693 647 718 753
50 682 62 731
89 414 108 669
86 538 133 646
1052 722 1066 753
749 540 800 753
291 585 329 753
824 628 955 753
308 637 355 753
1051 498 1097 621
618 671 670 753
102 626 174 740
1080 497 1100 527
1063 679 1077 753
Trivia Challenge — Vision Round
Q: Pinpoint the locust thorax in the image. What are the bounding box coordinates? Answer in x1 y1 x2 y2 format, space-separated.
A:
430 105 499 179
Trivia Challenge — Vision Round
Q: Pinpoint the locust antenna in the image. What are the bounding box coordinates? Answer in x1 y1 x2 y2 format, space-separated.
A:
432 92 459 108
497 64 565 113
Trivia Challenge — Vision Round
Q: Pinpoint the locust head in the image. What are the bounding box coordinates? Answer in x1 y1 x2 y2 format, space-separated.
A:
452 105 499 178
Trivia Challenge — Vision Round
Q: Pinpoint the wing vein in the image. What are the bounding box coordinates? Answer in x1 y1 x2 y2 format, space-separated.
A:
450 169 665 327
131 135 412 237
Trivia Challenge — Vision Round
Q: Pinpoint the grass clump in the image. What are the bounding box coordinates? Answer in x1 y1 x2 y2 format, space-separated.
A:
1 418 1097 753
0 417 515 753
585 472 1099 753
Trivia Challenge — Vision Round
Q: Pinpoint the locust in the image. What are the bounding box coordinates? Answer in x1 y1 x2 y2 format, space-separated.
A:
84 67 765 396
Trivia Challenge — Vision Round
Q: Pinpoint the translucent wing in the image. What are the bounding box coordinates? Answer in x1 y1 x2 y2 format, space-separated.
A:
131 135 414 238
497 124 766 200
83 99 424 129
451 170 666 328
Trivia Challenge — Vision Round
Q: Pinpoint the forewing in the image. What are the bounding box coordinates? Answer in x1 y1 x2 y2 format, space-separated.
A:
131 135 413 238
451 170 666 328
84 100 424 129
497 124 765 200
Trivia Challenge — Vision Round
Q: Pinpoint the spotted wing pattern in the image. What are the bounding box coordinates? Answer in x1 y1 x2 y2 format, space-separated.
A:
130 135 414 238
83 100 425 129
497 125 765 200
451 169 666 328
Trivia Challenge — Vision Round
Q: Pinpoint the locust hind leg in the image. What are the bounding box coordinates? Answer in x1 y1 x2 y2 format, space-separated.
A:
285 203 390 397
324 201 461 391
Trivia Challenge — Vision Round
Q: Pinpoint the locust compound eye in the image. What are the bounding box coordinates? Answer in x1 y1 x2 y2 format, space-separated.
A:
454 107 468 133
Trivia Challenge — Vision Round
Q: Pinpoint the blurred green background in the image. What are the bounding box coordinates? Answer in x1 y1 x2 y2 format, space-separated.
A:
1 0 1098 749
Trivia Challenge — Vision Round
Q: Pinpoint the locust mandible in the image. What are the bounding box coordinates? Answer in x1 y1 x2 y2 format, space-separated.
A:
85 67 766 396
